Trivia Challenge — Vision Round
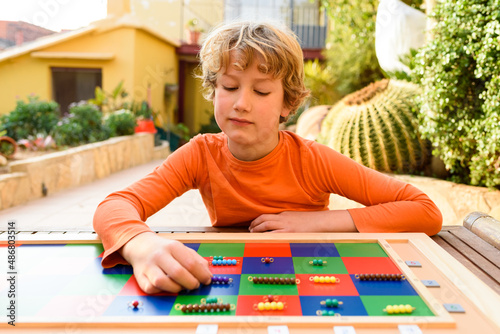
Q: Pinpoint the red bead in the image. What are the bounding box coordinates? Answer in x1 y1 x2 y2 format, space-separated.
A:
267 295 274 302
131 300 139 308
265 257 271 263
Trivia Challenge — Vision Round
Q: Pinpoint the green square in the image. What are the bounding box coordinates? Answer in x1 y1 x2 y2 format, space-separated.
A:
196 243 245 257
238 274 298 295
360 295 434 316
62 244 104 258
335 243 388 257
292 257 347 274
60 274 130 295
170 295 238 316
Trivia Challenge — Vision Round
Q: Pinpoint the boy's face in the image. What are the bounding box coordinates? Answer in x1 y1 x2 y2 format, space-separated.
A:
213 52 291 161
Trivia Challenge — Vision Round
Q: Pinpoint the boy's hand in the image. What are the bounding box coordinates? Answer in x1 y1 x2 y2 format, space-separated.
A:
120 232 212 294
249 210 357 233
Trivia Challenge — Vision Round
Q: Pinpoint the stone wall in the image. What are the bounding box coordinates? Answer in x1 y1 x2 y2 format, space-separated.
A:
0 133 170 210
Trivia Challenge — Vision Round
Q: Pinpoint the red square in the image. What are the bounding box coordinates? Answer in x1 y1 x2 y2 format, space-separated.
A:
243 243 292 257
295 274 359 296
118 275 177 296
207 257 242 275
236 295 302 316
342 257 401 274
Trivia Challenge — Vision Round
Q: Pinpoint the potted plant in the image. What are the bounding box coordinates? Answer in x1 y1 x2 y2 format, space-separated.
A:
0 130 17 159
185 18 203 45
133 101 157 134
167 123 190 151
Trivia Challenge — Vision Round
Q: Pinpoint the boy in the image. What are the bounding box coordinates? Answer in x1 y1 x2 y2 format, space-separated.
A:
93 21 442 294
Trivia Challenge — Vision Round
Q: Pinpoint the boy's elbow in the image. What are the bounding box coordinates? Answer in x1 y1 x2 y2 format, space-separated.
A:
425 207 443 236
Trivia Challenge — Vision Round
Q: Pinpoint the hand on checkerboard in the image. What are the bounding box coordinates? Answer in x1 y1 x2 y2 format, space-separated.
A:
120 232 212 293
249 210 357 233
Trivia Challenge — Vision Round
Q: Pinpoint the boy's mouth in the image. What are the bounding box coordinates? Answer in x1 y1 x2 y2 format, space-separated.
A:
229 117 253 125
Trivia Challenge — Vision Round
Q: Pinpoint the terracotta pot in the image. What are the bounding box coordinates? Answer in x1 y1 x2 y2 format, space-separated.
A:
135 119 157 134
0 136 17 158
186 30 201 45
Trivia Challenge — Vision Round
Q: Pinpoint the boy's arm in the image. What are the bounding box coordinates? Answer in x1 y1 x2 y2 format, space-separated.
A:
93 139 212 292
252 142 442 235
249 210 357 233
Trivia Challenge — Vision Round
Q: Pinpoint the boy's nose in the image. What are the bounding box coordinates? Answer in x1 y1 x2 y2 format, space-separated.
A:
233 90 251 112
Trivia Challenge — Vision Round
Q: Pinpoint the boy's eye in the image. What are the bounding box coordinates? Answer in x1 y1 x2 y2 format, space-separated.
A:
254 90 270 96
222 86 237 91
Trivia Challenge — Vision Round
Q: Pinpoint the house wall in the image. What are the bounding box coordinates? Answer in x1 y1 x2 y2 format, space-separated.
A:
133 29 178 127
0 53 52 115
183 62 213 133
42 27 136 105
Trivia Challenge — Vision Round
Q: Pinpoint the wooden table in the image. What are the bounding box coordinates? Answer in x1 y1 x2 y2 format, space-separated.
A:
431 226 500 295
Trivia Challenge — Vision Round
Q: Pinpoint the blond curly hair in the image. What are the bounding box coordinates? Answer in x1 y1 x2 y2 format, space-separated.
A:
198 21 310 122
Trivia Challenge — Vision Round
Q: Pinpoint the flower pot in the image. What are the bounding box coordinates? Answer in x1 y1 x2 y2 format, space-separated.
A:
135 119 157 134
0 136 17 158
186 30 201 45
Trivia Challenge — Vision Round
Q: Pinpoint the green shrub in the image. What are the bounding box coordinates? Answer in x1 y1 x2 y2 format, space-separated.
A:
0 96 59 141
198 113 221 134
52 102 110 146
304 59 340 106
317 79 429 174
319 0 385 96
104 109 137 137
413 0 500 188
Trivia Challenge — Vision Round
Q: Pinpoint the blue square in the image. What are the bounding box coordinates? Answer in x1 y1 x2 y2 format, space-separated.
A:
290 243 339 257
179 274 241 296
103 295 177 316
241 257 294 274
299 296 368 316
350 274 418 296
83 258 134 275
184 243 200 252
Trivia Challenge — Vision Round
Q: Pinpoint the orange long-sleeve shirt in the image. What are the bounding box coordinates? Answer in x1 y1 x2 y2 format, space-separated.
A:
93 131 442 267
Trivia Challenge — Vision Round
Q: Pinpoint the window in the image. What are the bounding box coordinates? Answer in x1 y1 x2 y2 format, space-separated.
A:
51 67 102 114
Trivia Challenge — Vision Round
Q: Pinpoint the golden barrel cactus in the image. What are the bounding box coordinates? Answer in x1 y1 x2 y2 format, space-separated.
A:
317 79 429 173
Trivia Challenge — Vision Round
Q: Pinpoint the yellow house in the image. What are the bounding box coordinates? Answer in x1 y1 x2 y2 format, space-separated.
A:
0 14 181 128
0 0 327 135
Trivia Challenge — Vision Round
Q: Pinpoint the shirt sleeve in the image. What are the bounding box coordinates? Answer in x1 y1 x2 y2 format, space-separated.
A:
93 140 201 267
306 142 443 235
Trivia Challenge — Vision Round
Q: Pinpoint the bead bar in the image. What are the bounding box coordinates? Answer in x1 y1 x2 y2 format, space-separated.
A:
355 273 405 281
254 301 286 311
175 302 234 313
309 259 327 266
248 276 299 285
320 298 343 308
210 258 238 266
211 276 233 284
383 304 415 314
261 257 274 263
309 275 340 283
316 310 340 316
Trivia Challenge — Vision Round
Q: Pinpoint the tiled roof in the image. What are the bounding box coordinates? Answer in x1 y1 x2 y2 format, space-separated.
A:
0 20 55 43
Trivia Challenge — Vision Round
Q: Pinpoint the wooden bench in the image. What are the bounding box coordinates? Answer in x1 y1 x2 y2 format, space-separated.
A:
431 212 500 295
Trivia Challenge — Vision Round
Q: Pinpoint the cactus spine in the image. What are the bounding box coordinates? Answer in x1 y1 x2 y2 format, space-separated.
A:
317 79 429 173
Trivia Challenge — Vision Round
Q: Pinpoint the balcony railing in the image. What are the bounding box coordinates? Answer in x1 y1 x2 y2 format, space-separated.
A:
181 1 327 50
224 1 327 49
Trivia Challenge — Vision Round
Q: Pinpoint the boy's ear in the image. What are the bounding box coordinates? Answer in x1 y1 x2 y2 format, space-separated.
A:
280 106 292 118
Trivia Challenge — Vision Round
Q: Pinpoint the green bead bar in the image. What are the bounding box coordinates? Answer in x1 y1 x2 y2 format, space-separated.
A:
310 259 326 266
206 297 218 304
